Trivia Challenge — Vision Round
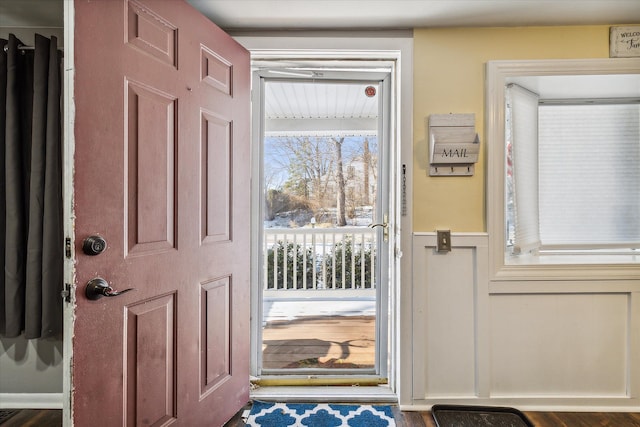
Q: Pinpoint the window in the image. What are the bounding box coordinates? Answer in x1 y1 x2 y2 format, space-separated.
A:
506 85 640 255
486 59 640 279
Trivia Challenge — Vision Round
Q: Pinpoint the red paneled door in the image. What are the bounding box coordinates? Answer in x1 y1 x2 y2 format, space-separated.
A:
73 0 250 425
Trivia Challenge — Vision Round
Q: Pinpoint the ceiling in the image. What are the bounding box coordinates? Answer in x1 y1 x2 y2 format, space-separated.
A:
186 0 640 31
2 0 640 30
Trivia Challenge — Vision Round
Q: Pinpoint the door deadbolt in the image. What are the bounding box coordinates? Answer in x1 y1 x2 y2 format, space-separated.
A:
82 235 107 256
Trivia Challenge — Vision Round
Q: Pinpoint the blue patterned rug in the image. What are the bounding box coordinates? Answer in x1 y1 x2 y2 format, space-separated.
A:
245 401 396 427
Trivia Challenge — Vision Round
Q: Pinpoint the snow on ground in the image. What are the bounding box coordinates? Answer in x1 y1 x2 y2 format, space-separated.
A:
263 297 376 323
264 206 374 229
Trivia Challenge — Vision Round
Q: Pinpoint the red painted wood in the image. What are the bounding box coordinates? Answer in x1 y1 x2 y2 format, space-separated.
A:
73 1 250 425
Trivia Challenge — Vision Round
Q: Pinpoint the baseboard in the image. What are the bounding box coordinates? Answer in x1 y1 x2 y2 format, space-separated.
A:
0 393 63 409
401 397 640 413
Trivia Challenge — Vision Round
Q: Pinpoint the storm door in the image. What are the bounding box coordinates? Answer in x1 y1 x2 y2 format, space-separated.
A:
252 67 393 381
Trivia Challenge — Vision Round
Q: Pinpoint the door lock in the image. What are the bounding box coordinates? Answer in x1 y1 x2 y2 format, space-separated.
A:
82 235 107 256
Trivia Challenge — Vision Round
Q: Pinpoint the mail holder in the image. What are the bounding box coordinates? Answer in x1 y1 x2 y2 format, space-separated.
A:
429 113 480 176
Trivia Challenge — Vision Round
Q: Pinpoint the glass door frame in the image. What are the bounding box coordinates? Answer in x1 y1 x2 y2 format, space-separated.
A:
250 62 395 381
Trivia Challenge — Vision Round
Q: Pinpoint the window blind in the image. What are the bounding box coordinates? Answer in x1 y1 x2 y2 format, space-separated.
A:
538 103 640 247
507 84 541 254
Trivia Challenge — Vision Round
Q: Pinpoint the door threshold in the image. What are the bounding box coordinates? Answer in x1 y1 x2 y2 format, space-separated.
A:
250 385 397 404
253 376 386 387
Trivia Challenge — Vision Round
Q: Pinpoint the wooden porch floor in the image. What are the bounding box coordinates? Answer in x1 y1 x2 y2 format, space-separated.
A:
262 315 375 369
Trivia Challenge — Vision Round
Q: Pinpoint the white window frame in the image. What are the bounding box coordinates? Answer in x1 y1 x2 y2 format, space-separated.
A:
486 58 640 281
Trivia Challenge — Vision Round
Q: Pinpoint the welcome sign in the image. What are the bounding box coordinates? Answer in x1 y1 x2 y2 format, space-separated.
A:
610 26 640 58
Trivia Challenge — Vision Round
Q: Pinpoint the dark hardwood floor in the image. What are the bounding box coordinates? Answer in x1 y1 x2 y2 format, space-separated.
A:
3 408 640 426
396 409 640 427
223 406 640 427
525 411 640 427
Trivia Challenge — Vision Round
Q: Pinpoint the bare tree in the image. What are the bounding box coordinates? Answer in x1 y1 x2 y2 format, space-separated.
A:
363 138 370 206
264 135 378 224
333 137 346 226
270 136 334 213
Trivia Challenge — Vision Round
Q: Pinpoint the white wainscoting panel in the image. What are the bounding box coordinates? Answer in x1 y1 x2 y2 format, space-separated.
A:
490 293 628 397
409 232 640 411
412 233 489 399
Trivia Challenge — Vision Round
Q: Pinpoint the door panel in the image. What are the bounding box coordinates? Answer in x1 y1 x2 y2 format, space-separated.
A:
201 277 232 394
124 293 177 426
201 111 232 243
125 78 177 255
73 1 250 425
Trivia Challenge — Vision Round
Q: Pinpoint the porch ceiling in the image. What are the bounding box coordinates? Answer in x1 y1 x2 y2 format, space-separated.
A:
264 80 379 137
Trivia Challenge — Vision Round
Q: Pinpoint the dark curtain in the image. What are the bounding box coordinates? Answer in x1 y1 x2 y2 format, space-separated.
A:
0 34 63 339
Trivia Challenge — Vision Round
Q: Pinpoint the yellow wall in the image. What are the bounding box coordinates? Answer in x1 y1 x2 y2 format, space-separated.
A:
413 25 612 232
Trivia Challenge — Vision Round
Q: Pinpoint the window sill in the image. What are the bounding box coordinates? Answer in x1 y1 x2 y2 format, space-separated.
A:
492 253 640 282
506 252 640 266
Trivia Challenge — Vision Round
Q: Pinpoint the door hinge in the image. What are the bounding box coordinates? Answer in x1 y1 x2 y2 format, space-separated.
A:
65 237 72 258
61 283 72 303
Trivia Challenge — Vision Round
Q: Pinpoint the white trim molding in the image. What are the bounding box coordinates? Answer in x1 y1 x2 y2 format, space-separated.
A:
485 58 640 282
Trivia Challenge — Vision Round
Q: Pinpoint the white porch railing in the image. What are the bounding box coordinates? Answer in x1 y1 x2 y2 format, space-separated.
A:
263 227 376 293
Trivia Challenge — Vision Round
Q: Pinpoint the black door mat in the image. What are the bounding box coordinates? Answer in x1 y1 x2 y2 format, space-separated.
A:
0 410 19 425
432 404 533 427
